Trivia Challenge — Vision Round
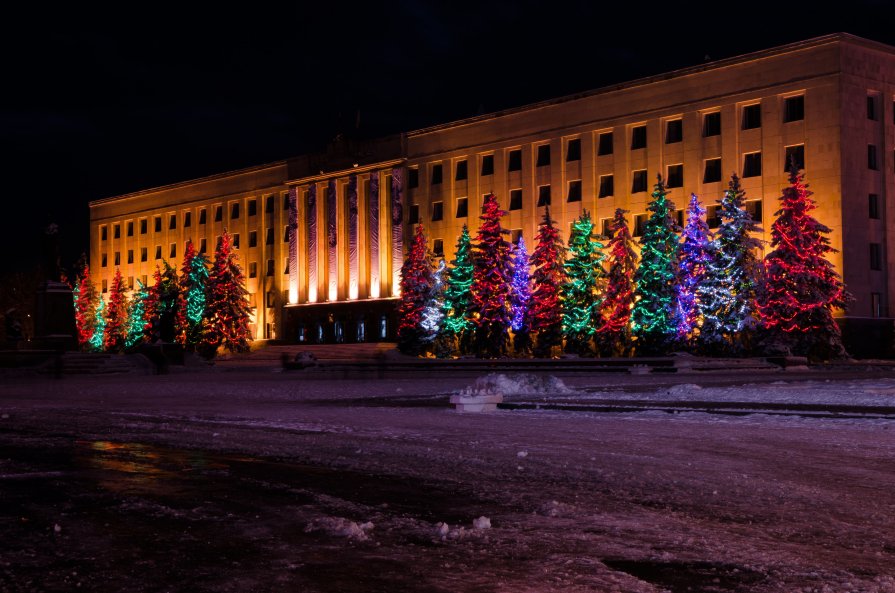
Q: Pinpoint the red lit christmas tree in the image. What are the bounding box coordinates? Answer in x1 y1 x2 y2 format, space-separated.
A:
103 268 129 353
598 208 637 356
529 206 566 357
397 224 434 355
204 231 252 355
74 264 98 351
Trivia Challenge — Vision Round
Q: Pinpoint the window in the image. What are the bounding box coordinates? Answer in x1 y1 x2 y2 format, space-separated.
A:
509 189 522 210
703 158 722 183
140 247 147 262
127 250 133 264
742 152 762 178
431 164 443 185
140 275 147 287
868 95 878 121
872 292 882 318
675 209 685 228
266 260 274 276
214 206 222 222
508 149 522 171
631 170 648 193
169 214 176 230
408 168 419 188
140 219 147 234
284 259 289 274
101 253 107 267
155 246 162 260
265 195 274 213
154 216 162 232
784 145 805 172
665 119 683 144
102 279 108 294
249 262 258 278
283 194 290 210
600 218 612 237
567 180 582 202
537 185 551 207
870 193 880 219
114 224 120 239
127 222 134 237
283 226 289 242
870 243 882 270
198 209 206 225
480 154 494 176
248 199 257 216
868 144 879 170
127 277 134 290
666 165 683 188
266 227 274 245
409 204 420 224
232 234 240 249
231 203 240 219
455 160 468 181
598 174 614 198
510 229 522 245
432 239 444 257
536 144 551 167
706 205 722 229
199 239 206 254
431 201 444 221
169 244 176 259
633 214 647 237
746 199 763 223
267 292 276 308
597 132 613 156
100 226 107 241
566 138 581 162
783 95 804 122
631 125 647 150
742 103 761 130
703 112 721 137
249 231 257 248
114 252 120 265
456 197 468 218
184 212 191 228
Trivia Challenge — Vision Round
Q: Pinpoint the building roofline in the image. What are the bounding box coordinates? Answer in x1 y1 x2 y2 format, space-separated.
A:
407 33 891 138
88 159 289 208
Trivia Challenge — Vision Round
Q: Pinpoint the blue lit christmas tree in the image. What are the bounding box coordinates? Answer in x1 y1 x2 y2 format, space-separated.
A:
675 194 713 345
509 237 532 355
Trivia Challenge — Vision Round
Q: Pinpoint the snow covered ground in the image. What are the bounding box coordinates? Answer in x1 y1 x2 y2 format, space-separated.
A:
1 369 894 592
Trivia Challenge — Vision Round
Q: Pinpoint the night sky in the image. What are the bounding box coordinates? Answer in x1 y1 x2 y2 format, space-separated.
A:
3 1 895 274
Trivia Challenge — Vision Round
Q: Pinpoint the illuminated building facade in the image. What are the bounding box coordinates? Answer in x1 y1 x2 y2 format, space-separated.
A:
89 34 895 350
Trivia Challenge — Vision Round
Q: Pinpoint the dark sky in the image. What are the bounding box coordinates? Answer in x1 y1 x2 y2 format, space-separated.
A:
3 1 895 273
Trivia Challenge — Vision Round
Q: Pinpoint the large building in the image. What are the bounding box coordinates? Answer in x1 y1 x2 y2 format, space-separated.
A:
89 33 895 351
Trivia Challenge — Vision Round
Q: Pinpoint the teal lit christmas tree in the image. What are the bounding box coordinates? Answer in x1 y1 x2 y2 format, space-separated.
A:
440 225 474 354
204 231 253 355
675 194 713 345
757 162 850 360
509 237 532 355
176 239 210 349
561 211 605 356
530 207 566 357
125 280 150 350
632 175 680 355
89 297 106 352
597 208 637 357
103 269 129 353
699 174 763 354
397 224 434 355
468 193 513 358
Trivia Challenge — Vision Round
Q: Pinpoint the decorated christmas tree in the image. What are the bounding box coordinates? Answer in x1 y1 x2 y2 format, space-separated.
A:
467 193 513 358
509 237 533 355
89 296 106 352
149 260 180 343
124 280 150 350
562 211 606 356
440 225 474 354
631 175 680 355
74 264 98 351
175 239 210 349
757 162 851 359
204 231 253 355
699 174 764 354
675 194 713 345
529 207 566 357
103 269 129 353
421 257 446 345
597 208 638 357
397 224 434 355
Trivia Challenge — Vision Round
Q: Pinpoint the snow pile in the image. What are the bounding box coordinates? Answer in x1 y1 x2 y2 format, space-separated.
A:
456 373 572 398
305 516 374 541
472 516 491 529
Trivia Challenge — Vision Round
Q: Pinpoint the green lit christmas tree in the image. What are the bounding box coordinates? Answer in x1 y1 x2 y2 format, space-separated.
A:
175 239 210 349
440 225 474 354
561 211 606 356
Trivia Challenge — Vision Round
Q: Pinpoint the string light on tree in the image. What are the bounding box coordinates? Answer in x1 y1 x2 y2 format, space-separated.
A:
396 224 434 355
529 206 566 358
561 211 606 356
675 193 713 344
598 208 637 357
509 237 532 355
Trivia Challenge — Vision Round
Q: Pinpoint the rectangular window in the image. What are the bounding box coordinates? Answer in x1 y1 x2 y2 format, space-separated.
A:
746 199 763 223
140 219 147 234
630 125 647 150
431 201 444 221
509 189 523 210
872 292 882 318
198 209 207 225
703 158 722 183
154 216 162 232
184 212 192 227
266 259 274 276
100 226 107 241
114 252 120 266
114 224 120 239
155 246 162 260
631 170 648 193
231 203 240 219
127 277 134 290
265 195 274 213
233 234 240 249
567 180 582 202
169 243 176 259
214 206 222 222
199 239 206 254
408 168 419 188
127 249 133 264
141 275 148 287
666 164 683 188
266 227 274 245
742 152 762 178
870 193 880 219
871 243 882 270
283 194 290 210
283 259 289 274
432 239 444 257
783 95 805 122
536 144 551 167
283 226 289 242
703 112 721 137
101 253 107 267
140 247 147 262
633 214 647 237
742 103 761 130
455 160 468 181
102 279 108 294
869 144 879 170
127 222 134 237
665 119 683 144
456 197 468 218
249 262 258 278
868 95 878 120
431 164 443 185
706 205 722 229
597 132 613 156
600 218 612 237
409 204 420 224
675 209 685 228
537 185 551 207
248 199 257 216
267 292 276 308
480 154 494 176
510 229 522 245
598 174 614 198
784 145 805 172
508 149 522 171
169 214 176 230
566 138 581 162
249 231 258 248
